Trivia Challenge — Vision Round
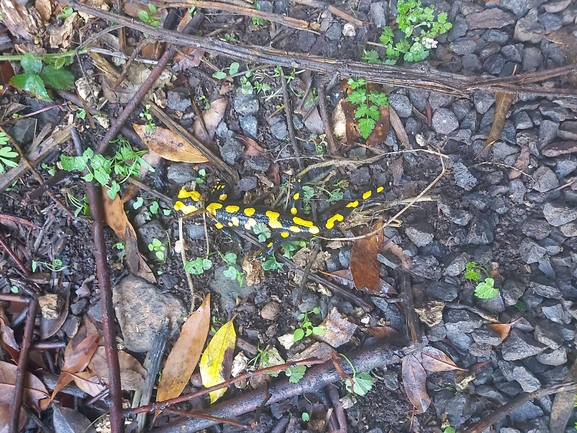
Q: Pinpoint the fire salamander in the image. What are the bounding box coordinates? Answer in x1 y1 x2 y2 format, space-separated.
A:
174 183 385 255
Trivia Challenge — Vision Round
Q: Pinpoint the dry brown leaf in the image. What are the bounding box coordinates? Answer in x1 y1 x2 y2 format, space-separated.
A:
486 322 512 341
350 223 383 293
39 284 70 340
69 371 106 397
401 354 430 413
156 295 211 411
418 346 466 372
193 97 228 145
0 360 49 411
509 145 530 180
389 106 410 147
0 0 44 40
133 124 209 163
367 326 402 343
34 0 51 22
479 91 515 157
381 237 412 269
237 135 266 157
49 13 77 49
366 106 390 146
89 348 146 391
0 403 27 432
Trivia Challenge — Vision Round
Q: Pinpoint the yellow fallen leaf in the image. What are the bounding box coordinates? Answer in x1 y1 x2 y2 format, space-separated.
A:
199 317 236 403
156 295 211 413
133 124 209 163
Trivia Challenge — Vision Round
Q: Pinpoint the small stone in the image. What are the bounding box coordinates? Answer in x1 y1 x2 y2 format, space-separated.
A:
539 120 559 148
483 54 505 75
448 16 468 41
297 31 316 51
453 162 478 190
269 119 287 140
325 23 342 41
166 88 191 111
428 93 454 110
246 155 270 171
388 93 412 118
510 401 544 423
473 90 495 114
471 328 503 346
113 275 186 352
369 3 387 28
408 88 428 112
520 238 548 264
450 39 477 55
501 329 546 361
560 222 577 237
432 108 459 134
444 252 470 277
426 281 459 301
531 280 562 298
555 157 577 177
137 220 167 252
522 47 544 72
405 222 434 247
544 0 571 13
240 115 258 137
501 44 522 62
514 9 545 43
466 8 516 29
534 320 564 349
452 99 471 120
558 121 577 140
167 163 196 183
539 12 563 33
220 137 243 165
234 95 259 116
410 255 442 280
540 102 572 122
462 54 481 73
543 202 577 226
483 29 510 44
513 111 533 129
513 366 541 392
237 176 257 191
531 166 559 192
521 218 551 240
466 215 495 245
536 347 567 366
500 0 532 16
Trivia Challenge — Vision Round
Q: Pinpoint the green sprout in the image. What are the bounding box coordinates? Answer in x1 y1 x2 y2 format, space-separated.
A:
340 353 374 396
148 238 165 261
184 257 213 275
0 132 18 173
138 4 161 27
464 261 499 299
293 306 325 342
346 78 389 139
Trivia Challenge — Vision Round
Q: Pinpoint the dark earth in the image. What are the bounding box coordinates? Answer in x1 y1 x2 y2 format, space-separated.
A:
0 0 577 432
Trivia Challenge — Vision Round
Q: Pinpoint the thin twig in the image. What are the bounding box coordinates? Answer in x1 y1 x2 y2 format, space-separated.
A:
280 68 303 172
316 75 339 155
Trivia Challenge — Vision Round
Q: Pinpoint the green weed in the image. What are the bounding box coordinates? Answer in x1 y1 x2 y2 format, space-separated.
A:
464 261 499 299
346 78 389 139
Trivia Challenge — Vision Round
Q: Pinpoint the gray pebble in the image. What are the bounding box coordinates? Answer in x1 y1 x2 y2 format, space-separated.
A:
388 93 413 118
325 23 342 41
531 166 559 192
462 54 481 73
234 94 259 116
473 90 495 114
544 202 577 226
369 3 387 28
297 31 316 51
269 119 288 140
466 8 516 29
514 9 545 43
521 218 551 240
520 237 548 264
501 44 522 62
408 88 428 112
167 163 196 183
544 0 571 13
513 111 533 130
432 108 459 134
166 88 191 111
539 12 563 33
450 39 477 55
448 16 468 41
522 47 543 71
240 115 258 137
405 222 434 247
220 137 243 164
539 120 559 148
453 161 478 190
238 176 257 191
483 53 505 74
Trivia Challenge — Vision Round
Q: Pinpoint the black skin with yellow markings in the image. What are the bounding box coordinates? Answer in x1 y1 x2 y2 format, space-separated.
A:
174 184 384 254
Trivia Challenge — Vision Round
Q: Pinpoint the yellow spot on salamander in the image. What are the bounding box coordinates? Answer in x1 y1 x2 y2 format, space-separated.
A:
290 207 298 215
346 200 359 208
293 216 319 234
219 193 228 201
293 192 300 200
215 223 224 229
376 186 384 193
266 210 283 229
231 216 240 226
246 218 257 228
174 201 200 215
326 213 344 229
225 205 240 213
206 202 223 216
244 208 256 217
362 190 372 200
178 189 202 201
228 222 233 227
280 231 290 238
289 225 301 233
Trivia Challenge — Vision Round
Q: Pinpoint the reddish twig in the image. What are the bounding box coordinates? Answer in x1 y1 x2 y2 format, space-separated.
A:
70 127 124 433
316 75 339 156
96 13 205 155
0 214 41 230
148 345 401 432
9 297 38 433
0 233 31 277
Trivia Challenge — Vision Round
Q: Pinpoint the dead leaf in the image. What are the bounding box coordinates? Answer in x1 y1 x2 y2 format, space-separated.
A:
0 403 27 432
486 322 512 341
237 135 266 157
199 317 236 403
321 269 397 295
193 97 228 145
52 404 96 433
102 189 140 274
389 157 404 186
0 0 44 40
350 223 383 293
156 295 211 411
49 13 77 49
242 255 265 286
366 106 390 146
50 332 101 401
0 311 19 363
316 307 357 348
401 354 430 413
381 237 412 270
133 124 209 163
478 91 515 157
39 284 71 340
389 106 410 148
367 326 402 343
0 360 49 410
418 346 466 372
89 348 146 391
414 301 445 327
509 145 530 180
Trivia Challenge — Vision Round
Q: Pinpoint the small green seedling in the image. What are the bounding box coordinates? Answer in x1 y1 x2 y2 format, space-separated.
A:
75 108 87 120
346 78 389 139
212 62 240 80
56 6 74 20
262 255 283 271
148 238 165 261
293 306 325 342
221 252 244 285
340 354 374 396
464 261 499 299
9 53 74 101
140 104 156 133
443 428 456 433
0 132 18 173
67 193 89 217
253 222 272 243
60 138 154 200
195 168 207 184
364 0 452 65
138 4 161 27
285 364 307 384
185 257 213 275
31 258 67 273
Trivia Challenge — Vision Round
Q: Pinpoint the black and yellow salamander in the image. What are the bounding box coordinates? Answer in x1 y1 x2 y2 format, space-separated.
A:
174 184 385 254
